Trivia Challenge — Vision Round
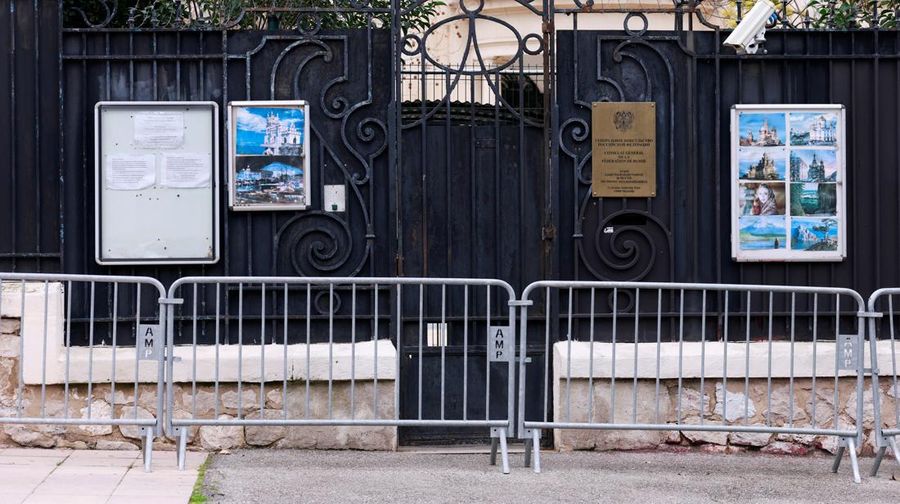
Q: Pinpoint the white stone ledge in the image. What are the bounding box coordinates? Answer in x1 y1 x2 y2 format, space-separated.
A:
552 341 895 380
168 339 397 383
22 340 397 385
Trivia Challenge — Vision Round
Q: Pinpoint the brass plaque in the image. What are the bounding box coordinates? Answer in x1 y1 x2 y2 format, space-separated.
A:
591 102 657 197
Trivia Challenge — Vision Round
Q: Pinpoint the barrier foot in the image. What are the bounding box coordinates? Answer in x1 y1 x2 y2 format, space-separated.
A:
891 437 900 466
499 429 510 475
846 437 861 484
142 428 153 472
871 446 886 477
489 437 498 466
831 444 845 473
524 437 532 468
531 429 541 474
176 428 188 471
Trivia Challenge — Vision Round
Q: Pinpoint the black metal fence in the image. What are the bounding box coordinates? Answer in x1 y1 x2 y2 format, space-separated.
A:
3 0 900 446
3 0 900 321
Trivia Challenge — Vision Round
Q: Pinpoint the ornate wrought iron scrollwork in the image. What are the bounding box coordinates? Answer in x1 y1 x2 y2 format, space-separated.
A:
563 23 676 283
401 0 545 128
252 30 385 278
578 209 670 283
66 0 118 28
276 212 358 277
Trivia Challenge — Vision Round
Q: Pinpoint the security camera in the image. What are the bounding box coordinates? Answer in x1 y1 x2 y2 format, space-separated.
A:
724 0 779 55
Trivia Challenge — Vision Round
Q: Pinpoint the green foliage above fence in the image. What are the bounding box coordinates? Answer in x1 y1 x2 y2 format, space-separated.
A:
63 0 445 33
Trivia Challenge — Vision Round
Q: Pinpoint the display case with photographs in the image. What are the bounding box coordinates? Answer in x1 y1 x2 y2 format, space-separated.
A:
731 105 845 261
228 101 310 211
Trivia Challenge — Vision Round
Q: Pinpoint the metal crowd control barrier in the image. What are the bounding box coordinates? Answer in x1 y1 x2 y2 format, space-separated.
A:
867 289 900 477
516 281 868 482
164 277 517 472
0 273 166 471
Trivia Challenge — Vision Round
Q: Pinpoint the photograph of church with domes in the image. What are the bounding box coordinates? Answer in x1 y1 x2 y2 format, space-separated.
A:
790 112 838 146
738 113 786 146
234 106 306 156
789 150 837 182
739 151 785 180
229 101 310 210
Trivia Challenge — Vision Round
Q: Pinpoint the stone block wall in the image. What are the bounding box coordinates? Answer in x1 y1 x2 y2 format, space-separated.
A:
553 377 897 456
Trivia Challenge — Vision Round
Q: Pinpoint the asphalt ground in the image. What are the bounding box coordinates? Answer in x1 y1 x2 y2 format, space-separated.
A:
200 448 899 503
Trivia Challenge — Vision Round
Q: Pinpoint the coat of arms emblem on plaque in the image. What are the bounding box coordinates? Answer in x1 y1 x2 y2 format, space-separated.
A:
614 110 634 131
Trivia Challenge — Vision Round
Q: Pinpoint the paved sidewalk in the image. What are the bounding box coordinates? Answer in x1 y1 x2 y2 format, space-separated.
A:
0 448 207 504
202 449 899 504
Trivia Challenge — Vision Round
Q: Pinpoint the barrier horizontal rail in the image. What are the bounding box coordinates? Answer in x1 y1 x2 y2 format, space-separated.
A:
0 273 166 471
516 281 868 482
866 288 900 477
164 276 517 472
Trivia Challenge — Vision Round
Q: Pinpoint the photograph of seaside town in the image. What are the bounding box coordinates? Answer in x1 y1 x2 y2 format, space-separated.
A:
231 105 308 209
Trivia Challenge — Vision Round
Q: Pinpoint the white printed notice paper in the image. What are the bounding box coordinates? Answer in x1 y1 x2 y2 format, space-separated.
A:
106 154 156 190
161 153 211 188
133 111 185 149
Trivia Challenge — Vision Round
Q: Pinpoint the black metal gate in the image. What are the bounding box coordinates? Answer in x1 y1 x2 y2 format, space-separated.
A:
4 0 900 444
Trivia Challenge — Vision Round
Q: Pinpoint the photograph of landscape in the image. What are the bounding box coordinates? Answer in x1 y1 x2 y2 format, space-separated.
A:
739 215 787 250
790 182 837 216
791 217 839 251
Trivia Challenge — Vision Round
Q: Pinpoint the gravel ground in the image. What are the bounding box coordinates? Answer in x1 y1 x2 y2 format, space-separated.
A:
201 448 899 503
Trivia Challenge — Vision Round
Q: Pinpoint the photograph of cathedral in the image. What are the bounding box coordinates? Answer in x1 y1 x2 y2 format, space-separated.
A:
790 112 838 146
789 150 837 182
738 113 786 146
229 101 310 210
739 151 785 180
234 106 305 156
